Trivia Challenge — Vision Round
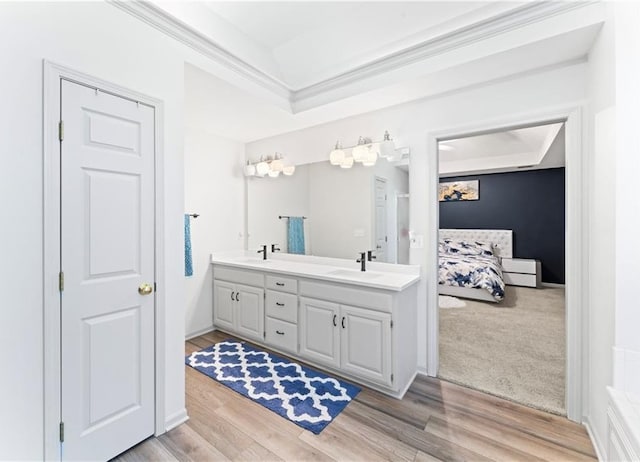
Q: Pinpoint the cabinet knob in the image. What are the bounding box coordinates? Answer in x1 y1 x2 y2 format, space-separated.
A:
276 330 285 335
276 302 284 307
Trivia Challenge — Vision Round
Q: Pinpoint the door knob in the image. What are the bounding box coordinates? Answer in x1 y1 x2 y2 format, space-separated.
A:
138 283 153 295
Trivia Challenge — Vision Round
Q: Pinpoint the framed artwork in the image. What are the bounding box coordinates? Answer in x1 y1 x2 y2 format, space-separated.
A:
439 180 479 202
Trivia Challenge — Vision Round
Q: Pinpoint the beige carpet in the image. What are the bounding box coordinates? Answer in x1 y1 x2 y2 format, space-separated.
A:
438 286 566 415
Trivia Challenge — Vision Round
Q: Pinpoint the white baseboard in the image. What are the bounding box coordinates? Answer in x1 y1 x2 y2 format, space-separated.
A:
541 282 566 288
185 325 215 340
583 416 606 461
164 408 189 432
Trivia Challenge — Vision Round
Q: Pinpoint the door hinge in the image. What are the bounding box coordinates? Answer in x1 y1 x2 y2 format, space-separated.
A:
390 320 394 328
385 236 388 242
58 121 64 142
58 271 64 292
154 282 157 292
59 422 64 443
391 374 394 383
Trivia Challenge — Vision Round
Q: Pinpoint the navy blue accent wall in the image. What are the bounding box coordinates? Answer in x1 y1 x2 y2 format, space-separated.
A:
439 168 565 284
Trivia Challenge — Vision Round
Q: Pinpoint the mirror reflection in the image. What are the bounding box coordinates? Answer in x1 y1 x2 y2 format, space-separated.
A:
247 158 410 264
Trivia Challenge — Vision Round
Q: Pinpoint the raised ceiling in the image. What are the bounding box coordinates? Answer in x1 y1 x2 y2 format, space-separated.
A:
201 1 503 89
439 122 565 176
117 1 605 142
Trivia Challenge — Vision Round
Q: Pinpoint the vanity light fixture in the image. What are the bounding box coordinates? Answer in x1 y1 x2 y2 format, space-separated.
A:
329 130 397 168
245 153 296 178
329 142 345 165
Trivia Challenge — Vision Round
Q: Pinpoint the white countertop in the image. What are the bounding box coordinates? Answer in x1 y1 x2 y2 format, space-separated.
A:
210 251 421 292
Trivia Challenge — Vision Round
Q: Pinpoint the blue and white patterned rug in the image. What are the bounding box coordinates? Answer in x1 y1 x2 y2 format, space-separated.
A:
186 339 360 434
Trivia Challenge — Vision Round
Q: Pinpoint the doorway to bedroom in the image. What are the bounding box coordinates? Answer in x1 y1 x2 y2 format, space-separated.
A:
436 121 567 416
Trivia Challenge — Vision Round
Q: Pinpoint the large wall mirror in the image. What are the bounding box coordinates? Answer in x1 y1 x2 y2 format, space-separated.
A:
247 157 410 264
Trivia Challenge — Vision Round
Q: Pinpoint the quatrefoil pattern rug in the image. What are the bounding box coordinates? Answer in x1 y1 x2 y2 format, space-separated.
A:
186 340 360 434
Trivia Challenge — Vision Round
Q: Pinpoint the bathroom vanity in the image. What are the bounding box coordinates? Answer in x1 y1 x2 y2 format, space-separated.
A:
210 252 420 398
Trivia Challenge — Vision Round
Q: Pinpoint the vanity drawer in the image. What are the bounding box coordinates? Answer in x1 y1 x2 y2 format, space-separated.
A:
265 317 297 353
266 275 298 294
266 290 298 323
214 266 264 287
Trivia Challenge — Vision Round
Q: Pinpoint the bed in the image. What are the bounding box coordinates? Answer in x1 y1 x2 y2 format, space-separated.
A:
438 229 512 303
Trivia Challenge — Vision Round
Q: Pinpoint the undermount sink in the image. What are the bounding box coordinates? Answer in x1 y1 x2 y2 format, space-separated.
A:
236 258 272 264
327 269 382 280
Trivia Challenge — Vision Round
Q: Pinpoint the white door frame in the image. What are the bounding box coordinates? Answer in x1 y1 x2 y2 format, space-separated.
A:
425 105 585 422
42 61 167 460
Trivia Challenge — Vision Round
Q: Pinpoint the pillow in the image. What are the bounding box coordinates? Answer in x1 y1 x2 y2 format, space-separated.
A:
442 239 494 257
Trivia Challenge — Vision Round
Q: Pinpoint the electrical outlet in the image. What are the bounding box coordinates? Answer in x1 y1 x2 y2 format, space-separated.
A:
410 234 424 248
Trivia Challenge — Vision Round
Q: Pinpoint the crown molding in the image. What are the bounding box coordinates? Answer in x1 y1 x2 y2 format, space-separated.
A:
291 1 599 104
110 0 598 112
108 0 290 100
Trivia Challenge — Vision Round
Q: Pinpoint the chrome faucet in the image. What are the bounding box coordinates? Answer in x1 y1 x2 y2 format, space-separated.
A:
271 244 281 253
257 245 267 260
357 252 367 272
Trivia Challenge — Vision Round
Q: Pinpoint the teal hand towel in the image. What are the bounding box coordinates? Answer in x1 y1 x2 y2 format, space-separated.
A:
184 214 193 277
287 217 305 255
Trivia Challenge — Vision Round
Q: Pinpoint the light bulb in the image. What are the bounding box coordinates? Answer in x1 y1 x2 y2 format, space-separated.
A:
352 144 368 163
362 147 378 166
268 170 280 178
256 161 269 176
379 130 396 158
271 158 284 172
340 156 354 169
329 143 345 165
244 163 256 177
283 165 296 176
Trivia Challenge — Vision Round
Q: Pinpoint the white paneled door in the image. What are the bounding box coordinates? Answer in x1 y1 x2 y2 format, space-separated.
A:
60 80 155 460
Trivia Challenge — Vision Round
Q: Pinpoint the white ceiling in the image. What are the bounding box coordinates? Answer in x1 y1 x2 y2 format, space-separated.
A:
439 122 565 176
202 1 504 89
134 1 606 142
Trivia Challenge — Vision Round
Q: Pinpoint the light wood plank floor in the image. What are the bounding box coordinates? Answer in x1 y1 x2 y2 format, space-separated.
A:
113 331 597 462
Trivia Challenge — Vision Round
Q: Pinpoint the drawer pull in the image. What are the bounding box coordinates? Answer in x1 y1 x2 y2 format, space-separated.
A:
276 330 285 335
276 282 285 286
341 316 345 329
332 314 337 327
231 291 235 301
276 302 285 307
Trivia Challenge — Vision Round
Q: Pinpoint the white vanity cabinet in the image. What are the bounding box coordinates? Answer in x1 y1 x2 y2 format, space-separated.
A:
299 297 391 386
211 257 419 398
299 297 340 368
212 267 265 342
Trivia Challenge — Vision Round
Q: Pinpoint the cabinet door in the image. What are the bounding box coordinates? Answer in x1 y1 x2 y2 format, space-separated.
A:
235 283 264 342
213 280 235 331
299 297 340 369
340 305 392 386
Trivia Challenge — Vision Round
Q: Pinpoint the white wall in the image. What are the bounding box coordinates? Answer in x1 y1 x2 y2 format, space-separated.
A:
0 2 257 458
613 1 640 400
184 127 245 337
247 164 311 253
246 62 588 371
584 3 616 451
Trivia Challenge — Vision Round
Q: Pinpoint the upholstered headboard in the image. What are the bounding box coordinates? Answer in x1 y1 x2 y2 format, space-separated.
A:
439 229 513 258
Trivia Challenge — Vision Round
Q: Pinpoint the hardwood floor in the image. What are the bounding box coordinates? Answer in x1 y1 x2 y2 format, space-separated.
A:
113 331 597 461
